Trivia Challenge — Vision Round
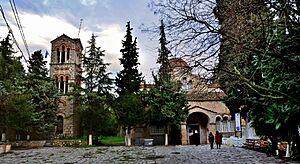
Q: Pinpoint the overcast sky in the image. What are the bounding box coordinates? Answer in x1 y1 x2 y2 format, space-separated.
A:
0 0 160 83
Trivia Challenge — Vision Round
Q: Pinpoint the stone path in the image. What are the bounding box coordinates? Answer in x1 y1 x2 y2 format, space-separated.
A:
0 145 299 163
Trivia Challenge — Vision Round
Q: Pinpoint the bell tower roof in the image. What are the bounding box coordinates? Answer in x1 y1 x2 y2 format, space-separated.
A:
51 34 83 50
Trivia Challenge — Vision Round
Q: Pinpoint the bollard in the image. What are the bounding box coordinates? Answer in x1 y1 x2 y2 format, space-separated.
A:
88 134 92 145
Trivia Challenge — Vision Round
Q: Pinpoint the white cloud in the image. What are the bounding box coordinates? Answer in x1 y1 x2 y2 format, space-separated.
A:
0 10 127 75
80 0 97 6
0 4 159 82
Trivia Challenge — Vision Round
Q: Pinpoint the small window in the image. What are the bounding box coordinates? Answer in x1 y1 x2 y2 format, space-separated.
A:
60 76 64 93
57 48 60 63
223 116 228 121
150 125 165 134
67 48 70 61
61 46 65 63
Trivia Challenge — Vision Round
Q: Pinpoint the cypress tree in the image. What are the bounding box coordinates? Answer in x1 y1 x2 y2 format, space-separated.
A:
157 20 171 83
115 21 143 96
113 22 144 146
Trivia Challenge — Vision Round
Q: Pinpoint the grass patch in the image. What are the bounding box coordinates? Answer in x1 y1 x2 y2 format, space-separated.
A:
100 136 124 146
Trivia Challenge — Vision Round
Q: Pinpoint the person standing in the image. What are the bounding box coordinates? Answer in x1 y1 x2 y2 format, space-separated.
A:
208 132 214 149
194 130 200 146
215 131 223 149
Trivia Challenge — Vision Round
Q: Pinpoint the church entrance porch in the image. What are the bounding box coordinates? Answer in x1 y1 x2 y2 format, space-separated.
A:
186 112 209 145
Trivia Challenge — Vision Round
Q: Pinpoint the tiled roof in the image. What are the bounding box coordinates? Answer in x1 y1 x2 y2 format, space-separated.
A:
169 58 191 69
187 90 226 101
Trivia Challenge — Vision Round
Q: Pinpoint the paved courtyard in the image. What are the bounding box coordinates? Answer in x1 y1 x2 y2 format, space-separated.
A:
0 145 299 163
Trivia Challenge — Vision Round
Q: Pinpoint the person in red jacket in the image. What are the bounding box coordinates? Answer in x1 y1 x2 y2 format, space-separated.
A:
215 131 223 149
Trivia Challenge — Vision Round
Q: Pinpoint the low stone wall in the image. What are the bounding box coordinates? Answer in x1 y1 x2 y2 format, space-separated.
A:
51 139 85 147
11 140 46 148
0 144 11 154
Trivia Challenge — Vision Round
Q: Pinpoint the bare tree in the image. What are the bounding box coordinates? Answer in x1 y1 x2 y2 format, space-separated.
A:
149 0 220 79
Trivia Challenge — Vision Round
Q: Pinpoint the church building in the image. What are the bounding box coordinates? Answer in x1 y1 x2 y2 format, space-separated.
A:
168 58 235 145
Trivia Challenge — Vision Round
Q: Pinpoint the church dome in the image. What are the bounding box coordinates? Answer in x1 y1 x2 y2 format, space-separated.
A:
168 58 191 69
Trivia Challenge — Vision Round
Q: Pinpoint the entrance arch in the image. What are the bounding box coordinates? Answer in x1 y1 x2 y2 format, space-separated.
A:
186 112 209 144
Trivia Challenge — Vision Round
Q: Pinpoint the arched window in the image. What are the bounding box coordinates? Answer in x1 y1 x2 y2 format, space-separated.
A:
57 48 60 63
56 115 63 134
65 76 69 94
216 116 222 131
222 116 229 132
67 48 70 61
60 76 64 93
61 46 65 63
182 77 188 91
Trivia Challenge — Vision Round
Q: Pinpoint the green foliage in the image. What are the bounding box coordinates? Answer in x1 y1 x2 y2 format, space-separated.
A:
157 20 171 82
216 1 300 158
0 34 34 135
100 136 125 145
0 34 24 81
115 21 143 96
112 93 145 134
146 21 189 126
113 22 144 136
146 81 189 125
25 50 59 139
73 34 114 136
82 34 113 95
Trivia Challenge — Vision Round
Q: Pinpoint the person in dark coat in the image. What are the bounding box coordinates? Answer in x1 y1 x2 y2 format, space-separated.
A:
215 131 223 149
208 132 214 149
193 130 200 146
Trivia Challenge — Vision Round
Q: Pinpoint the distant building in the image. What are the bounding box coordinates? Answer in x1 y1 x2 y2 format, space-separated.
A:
50 34 82 138
134 58 235 145
168 58 234 144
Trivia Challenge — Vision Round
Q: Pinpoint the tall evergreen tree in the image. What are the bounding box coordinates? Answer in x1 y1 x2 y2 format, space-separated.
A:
146 20 189 145
26 50 58 139
0 34 33 140
0 34 24 81
157 20 171 83
113 22 144 146
74 34 113 141
115 21 143 96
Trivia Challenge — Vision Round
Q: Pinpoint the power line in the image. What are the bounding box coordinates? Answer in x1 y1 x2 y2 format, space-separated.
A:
9 0 31 59
0 4 28 64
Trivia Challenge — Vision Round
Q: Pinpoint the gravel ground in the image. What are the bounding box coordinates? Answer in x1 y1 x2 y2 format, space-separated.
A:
0 145 299 164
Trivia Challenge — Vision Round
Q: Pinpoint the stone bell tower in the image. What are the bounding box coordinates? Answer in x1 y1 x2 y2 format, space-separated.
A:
50 34 82 137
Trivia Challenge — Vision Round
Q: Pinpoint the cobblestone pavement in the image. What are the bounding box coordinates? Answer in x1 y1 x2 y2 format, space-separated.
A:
0 145 299 164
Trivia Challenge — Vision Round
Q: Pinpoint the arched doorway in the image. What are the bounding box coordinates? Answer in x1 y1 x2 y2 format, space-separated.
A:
56 115 64 135
187 112 209 144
